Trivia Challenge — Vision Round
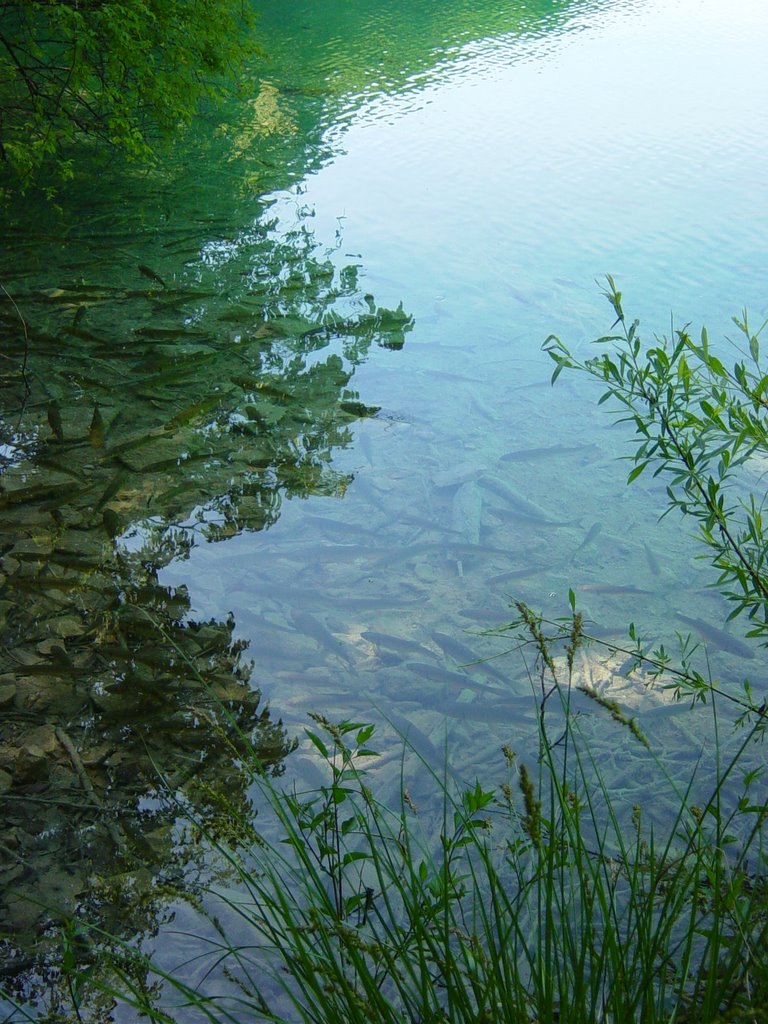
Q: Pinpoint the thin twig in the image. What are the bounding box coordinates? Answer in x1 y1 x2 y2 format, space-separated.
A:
55 726 124 849
0 281 30 395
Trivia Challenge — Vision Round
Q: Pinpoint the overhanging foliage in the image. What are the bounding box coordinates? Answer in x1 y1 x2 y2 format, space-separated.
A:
0 0 257 191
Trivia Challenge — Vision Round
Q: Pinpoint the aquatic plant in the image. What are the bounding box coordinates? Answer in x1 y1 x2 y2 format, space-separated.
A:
545 278 768 668
20 603 764 1024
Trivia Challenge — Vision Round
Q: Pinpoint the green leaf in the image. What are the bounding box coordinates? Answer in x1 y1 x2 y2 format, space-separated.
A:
339 720 367 735
342 851 369 866
627 461 650 484
699 399 722 425
305 730 329 759
593 334 625 345
708 355 726 377
356 723 375 746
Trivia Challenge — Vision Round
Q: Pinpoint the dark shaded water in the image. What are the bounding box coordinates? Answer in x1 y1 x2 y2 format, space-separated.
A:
1 0 767 1014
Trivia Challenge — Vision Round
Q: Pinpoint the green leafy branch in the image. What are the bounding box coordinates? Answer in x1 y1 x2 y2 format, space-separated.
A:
0 0 259 191
544 276 768 645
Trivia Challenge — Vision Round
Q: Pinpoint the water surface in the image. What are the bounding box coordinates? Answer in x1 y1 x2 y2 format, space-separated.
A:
1 0 766 1011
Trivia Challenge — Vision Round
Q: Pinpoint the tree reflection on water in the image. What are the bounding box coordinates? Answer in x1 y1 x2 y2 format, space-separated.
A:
0 208 413 1008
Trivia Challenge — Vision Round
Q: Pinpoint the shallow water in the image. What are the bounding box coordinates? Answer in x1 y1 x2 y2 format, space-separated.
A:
1 0 767 1011
161 0 767 751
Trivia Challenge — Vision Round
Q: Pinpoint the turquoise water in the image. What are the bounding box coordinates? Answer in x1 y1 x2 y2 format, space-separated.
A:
162 0 767 748
1 0 767 1011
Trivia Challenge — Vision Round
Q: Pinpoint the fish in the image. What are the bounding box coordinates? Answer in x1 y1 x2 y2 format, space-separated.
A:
440 697 534 723
218 305 266 324
487 505 574 529
332 594 423 610
246 579 417 610
470 396 498 422
377 649 409 667
421 369 484 383
138 264 167 288
167 395 222 428
405 661 505 698
301 515 377 538
429 630 508 686
478 475 572 526
359 432 374 466
47 400 64 442
394 689 533 723
446 541 515 560
58 322 106 345
499 444 598 462
371 541 508 570
451 481 482 545
88 405 105 449
572 522 602 558
361 630 436 659
133 327 208 339
509 379 556 393
457 607 513 623
641 701 690 721
246 612 296 635
290 610 353 666
0 481 81 509
579 583 651 595
581 622 634 639
643 543 661 577
304 544 375 565
675 612 755 660
507 285 539 308
398 515 464 536
102 507 120 540
256 381 295 403
486 564 553 585
370 704 447 770
95 470 130 510
432 462 485 489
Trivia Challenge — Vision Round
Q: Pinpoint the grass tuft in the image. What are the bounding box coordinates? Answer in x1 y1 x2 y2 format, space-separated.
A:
72 604 768 1024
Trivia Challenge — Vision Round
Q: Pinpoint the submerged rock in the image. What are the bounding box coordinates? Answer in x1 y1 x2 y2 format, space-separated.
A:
0 679 17 708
